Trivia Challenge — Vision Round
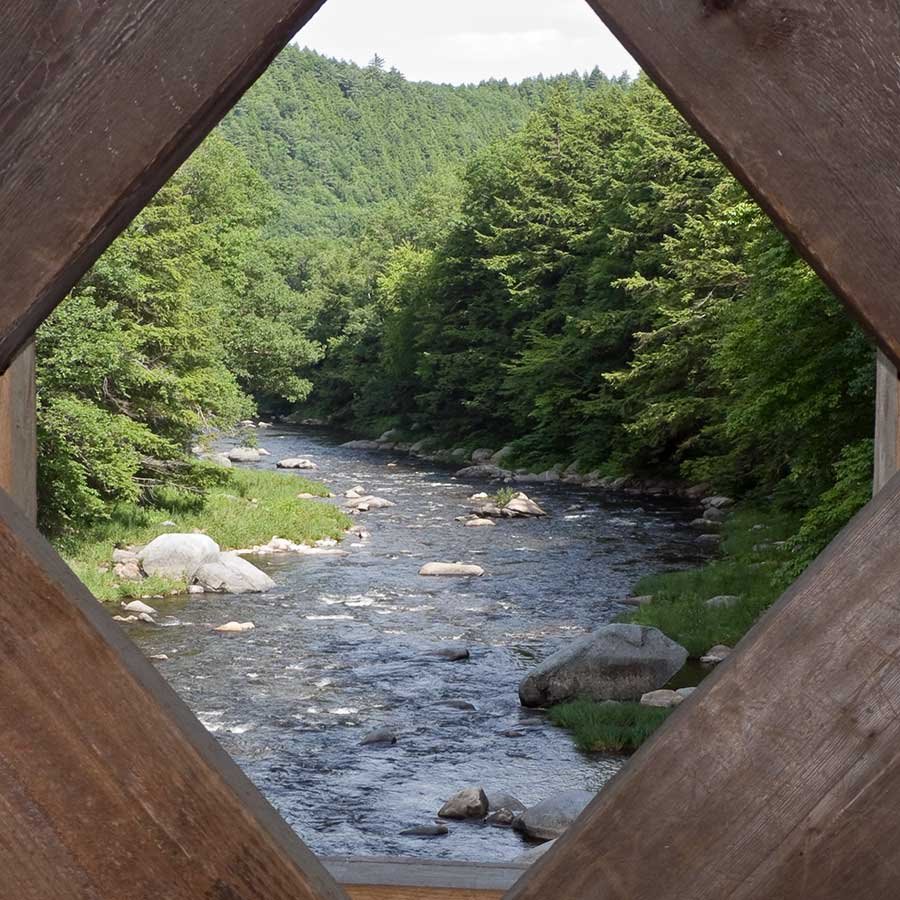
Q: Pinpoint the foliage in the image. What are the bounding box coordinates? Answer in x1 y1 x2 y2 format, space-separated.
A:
62 468 348 601
549 699 672 753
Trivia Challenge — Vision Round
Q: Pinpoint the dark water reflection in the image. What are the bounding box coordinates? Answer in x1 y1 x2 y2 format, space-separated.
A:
126 426 703 861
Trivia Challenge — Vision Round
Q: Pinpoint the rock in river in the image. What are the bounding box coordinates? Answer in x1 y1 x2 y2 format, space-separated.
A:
194 553 275 594
419 562 485 577
214 621 255 633
139 533 220 581
277 457 318 470
431 646 471 661
360 728 398 746
122 599 157 616
438 787 489 820
226 447 263 462
513 791 594 841
400 824 449 838
518 623 688 707
465 517 496 527
503 493 547 517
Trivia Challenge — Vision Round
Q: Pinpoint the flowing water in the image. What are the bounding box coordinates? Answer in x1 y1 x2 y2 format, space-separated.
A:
126 425 704 861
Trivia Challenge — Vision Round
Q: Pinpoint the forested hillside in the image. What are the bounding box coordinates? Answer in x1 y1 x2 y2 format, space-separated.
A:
39 47 875 573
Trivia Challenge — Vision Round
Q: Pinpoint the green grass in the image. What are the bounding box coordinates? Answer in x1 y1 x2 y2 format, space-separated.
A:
625 507 801 657
60 468 350 602
549 700 672 753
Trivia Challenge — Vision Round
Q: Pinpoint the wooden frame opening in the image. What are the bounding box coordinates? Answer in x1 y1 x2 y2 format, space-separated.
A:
3 1 900 897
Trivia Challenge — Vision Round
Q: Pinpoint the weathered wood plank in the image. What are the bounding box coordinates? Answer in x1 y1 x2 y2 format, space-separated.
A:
0 486 345 899
325 856 523 899
584 0 900 367
0 340 36 522
509 470 900 898
874 350 899 494
0 0 325 372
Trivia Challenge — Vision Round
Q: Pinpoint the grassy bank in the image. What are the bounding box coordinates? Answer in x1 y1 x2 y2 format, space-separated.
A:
60 468 351 602
624 508 800 657
549 700 673 753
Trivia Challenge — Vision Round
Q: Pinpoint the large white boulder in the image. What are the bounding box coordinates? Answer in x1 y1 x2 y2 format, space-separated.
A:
518 624 688 707
277 457 317 470
503 493 546 517
139 533 220 581
194 553 275 594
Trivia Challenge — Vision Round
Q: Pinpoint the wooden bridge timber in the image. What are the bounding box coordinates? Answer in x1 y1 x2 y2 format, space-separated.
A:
3 1 900 897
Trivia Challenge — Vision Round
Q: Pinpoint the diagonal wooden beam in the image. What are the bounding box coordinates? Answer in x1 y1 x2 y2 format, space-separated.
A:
509 471 900 899
0 485 346 899
579 0 900 368
0 0 325 372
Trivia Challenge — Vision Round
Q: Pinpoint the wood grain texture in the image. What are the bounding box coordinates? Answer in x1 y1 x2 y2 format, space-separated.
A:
0 487 345 900
325 856 524 898
0 340 36 522
583 0 900 367
874 350 899 494
509 470 900 899
0 0 325 373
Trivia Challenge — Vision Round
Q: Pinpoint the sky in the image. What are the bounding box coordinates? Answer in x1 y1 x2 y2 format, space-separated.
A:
293 0 638 86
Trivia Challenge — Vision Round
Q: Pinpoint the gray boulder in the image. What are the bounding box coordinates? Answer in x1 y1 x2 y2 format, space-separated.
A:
194 553 275 594
470 448 496 464
341 439 382 450
705 594 740 609
518 624 688 707
438 787 489 820
504 493 546 517
226 447 262 462
139 533 220 581
513 791 594 841
420 562 484 577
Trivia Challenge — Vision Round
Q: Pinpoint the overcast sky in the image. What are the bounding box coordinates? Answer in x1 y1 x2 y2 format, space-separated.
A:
293 0 638 85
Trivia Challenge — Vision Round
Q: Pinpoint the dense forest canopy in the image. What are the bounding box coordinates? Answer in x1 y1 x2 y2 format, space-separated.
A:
39 46 874 569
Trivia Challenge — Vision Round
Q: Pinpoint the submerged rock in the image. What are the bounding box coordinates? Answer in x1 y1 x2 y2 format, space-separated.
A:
438 786 489 820
139 533 220 581
195 553 275 594
431 646 471 662
513 791 594 841
360 728 398 746
419 562 485 577
518 624 688 707
400 824 449 837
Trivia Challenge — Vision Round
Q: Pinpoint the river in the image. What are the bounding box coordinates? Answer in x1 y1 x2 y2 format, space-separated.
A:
126 425 704 861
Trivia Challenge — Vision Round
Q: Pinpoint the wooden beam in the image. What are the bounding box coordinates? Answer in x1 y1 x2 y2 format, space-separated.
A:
324 857 523 900
0 487 345 899
0 340 36 522
0 0 325 373
874 350 900 494
509 471 900 899
583 0 900 369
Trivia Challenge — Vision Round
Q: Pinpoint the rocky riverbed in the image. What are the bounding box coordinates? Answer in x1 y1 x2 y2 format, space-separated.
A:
121 424 705 861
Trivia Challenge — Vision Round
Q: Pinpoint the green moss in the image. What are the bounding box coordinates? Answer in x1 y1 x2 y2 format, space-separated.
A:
60 468 350 602
549 700 672 753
